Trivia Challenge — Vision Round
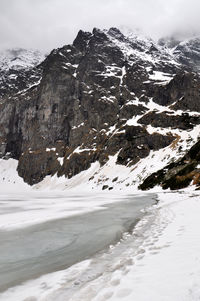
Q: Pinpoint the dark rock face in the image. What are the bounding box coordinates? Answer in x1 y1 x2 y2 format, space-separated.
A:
138 111 200 130
18 150 60 185
139 139 200 190
147 72 200 110
119 104 148 119
59 150 99 179
1 28 200 186
116 126 174 166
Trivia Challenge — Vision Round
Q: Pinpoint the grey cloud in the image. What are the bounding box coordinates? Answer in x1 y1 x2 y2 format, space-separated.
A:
1 0 200 51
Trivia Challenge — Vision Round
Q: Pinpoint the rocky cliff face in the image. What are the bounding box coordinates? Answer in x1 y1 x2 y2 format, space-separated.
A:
139 139 200 190
0 28 200 190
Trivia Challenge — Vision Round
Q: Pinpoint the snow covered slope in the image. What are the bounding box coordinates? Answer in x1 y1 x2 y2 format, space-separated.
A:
0 48 45 71
0 48 46 98
159 34 200 72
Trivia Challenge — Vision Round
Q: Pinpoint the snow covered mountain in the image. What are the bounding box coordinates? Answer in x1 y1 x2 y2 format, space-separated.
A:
0 48 46 98
159 34 200 72
0 28 200 191
0 48 45 71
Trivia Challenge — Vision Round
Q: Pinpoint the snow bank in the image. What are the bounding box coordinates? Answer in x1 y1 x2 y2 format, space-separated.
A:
0 159 31 195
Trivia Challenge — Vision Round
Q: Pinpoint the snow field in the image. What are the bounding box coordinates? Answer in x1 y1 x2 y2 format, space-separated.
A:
1 191 199 301
88 191 200 301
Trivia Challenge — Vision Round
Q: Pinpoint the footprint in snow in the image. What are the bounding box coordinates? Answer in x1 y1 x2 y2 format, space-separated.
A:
110 278 121 286
116 288 132 298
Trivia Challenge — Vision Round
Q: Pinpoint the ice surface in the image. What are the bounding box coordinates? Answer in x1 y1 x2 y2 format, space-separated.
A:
0 193 155 299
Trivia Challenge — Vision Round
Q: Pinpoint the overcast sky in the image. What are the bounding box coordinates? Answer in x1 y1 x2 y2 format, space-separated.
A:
1 0 200 51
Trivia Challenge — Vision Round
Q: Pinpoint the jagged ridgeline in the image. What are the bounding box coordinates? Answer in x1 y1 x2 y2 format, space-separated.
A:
0 27 200 189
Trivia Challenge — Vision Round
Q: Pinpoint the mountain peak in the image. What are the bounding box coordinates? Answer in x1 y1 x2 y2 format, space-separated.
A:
1 27 200 190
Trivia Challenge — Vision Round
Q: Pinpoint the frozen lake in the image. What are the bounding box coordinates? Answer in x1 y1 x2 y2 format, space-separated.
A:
0 193 156 296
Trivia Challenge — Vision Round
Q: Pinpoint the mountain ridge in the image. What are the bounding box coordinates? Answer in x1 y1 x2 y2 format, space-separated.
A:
0 27 200 191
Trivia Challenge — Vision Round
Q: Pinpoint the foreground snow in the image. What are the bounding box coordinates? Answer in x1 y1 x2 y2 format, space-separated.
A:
55 190 200 301
1 158 200 300
88 190 200 301
0 190 200 300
